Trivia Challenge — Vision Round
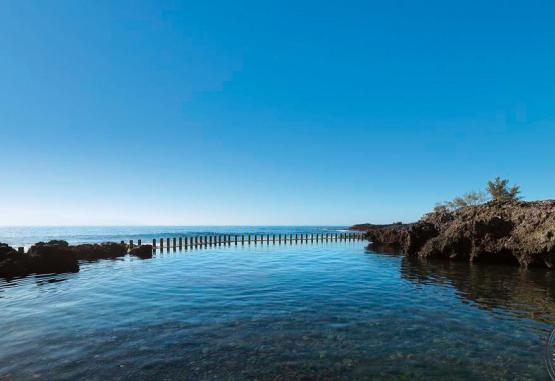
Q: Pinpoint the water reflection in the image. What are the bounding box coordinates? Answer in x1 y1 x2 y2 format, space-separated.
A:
1 243 554 380
400 255 555 325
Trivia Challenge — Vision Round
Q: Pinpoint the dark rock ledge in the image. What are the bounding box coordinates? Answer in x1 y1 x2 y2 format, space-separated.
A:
0 241 153 279
352 200 555 269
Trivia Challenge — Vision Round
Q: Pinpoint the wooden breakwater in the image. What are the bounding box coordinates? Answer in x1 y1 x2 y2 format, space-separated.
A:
122 232 365 252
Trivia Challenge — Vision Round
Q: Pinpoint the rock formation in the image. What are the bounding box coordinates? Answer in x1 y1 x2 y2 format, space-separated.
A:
0 240 152 279
129 244 153 259
72 242 128 261
27 240 80 274
353 200 555 269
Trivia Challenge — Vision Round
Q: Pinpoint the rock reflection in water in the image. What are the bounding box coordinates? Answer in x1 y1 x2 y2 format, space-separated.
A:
400 255 555 325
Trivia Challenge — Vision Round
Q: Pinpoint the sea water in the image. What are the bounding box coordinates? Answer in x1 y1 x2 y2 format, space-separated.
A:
0 229 554 380
0 226 344 248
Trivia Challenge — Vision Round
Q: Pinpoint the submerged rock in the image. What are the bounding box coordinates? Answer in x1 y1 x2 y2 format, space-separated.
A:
354 200 555 269
72 242 127 260
129 244 153 259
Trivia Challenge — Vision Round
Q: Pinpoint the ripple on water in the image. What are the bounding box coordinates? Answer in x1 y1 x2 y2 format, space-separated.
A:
0 242 554 380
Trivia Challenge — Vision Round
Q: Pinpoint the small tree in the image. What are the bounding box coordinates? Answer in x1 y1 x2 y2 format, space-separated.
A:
433 203 449 214
486 177 521 201
436 191 487 212
447 191 487 209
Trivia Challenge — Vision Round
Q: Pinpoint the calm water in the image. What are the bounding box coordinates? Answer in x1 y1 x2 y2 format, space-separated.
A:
1 239 555 380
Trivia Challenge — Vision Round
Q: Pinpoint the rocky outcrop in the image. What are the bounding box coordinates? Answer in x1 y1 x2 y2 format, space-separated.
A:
27 240 80 274
355 200 555 269
352 223 412 253
129 244 153 259
72 242 128 261
0 241 147 279
0 243 27 278
0 243 17 260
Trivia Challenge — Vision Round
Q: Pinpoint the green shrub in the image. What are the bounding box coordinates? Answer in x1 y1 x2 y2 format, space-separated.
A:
437 191 487 211
486 177 521 201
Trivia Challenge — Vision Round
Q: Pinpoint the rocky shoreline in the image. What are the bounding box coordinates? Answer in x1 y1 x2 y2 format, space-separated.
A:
352 200 555 269
0 240 153 279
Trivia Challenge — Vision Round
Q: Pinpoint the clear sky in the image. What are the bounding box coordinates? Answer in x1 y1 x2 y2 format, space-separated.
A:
1 0 554 226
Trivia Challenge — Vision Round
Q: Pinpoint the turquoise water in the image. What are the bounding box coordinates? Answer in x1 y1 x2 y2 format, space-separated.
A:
1 239 554 380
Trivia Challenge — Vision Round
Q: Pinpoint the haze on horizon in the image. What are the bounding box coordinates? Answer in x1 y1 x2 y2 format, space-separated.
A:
1 0 554 226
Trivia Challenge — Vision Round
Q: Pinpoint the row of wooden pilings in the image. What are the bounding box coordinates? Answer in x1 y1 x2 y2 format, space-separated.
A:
124 232 365 251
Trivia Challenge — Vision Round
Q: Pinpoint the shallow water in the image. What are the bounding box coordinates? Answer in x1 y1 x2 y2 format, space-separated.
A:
1 241 554 380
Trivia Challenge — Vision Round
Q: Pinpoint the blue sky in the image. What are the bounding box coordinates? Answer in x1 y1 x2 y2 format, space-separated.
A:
1 0 554 226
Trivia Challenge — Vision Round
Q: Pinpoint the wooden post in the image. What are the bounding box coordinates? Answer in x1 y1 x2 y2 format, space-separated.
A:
129 240 134 249
235 235 238 245
153 238 156 249
272 234 275 244
179 237 182 248
160 238 164 249
18 247 24 254
138 239 142 246
241 235 245 244
266 234 269 244
172 237 176 249
248 235 251 244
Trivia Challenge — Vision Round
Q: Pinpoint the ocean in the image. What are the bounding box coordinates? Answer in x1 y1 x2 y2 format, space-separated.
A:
1 227 554 380
0 226 346 248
